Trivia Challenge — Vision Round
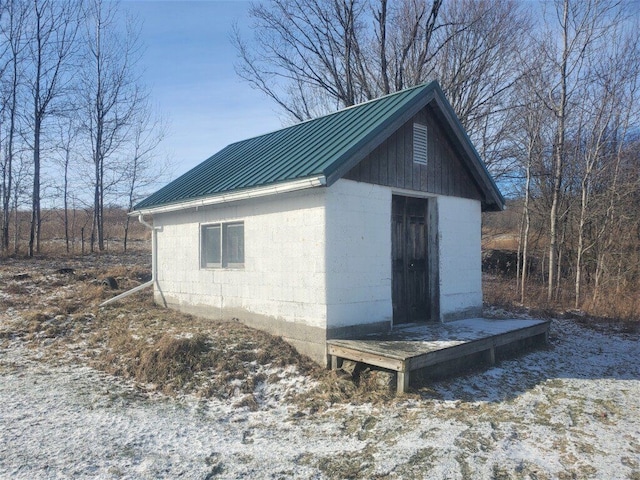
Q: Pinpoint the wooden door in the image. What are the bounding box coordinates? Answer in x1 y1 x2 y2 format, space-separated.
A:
392 196 430 324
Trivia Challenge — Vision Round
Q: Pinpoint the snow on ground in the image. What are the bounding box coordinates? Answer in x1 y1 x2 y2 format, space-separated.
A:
1 318 639 479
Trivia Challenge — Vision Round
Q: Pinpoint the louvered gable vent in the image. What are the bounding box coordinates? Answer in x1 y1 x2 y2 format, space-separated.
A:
413 123 428 165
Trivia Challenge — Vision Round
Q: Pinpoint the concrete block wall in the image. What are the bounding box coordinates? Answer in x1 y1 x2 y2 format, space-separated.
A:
153 188 328 336
324 180 393 335
151 180 484 362
437 195 483 320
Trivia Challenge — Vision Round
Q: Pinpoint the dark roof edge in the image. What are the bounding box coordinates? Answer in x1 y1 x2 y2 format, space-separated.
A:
429 85 505 211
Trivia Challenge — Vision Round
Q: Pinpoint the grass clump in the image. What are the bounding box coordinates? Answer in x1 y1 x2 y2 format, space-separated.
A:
135 333 211 391
92 305 324 400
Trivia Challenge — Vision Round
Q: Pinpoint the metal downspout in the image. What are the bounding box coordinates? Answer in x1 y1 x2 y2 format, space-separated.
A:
137 214 158 288
99 214 158 307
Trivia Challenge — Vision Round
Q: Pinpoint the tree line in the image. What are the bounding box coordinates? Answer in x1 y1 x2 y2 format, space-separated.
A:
0 0 165 256
236 0 640 315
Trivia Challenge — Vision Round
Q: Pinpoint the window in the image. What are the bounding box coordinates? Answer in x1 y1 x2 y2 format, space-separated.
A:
413 123 428 165
201 221 244 268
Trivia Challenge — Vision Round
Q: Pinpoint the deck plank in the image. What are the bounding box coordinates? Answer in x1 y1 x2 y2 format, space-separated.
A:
327 344 405 371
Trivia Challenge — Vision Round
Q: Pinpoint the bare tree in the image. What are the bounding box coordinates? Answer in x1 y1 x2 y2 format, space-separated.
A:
24 0 80 257
0 0 28 253
79 0 145 252
512 73 550 304
378 0 443 93
575 17 640 308
121 106 167 252
530 0 626 302
234 0 445 121
234 0 528 180
10 153 29 254
432 0 529 178
53 115 79 253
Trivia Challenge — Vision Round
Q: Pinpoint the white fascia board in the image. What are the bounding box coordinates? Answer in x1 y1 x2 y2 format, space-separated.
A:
130 175 327 216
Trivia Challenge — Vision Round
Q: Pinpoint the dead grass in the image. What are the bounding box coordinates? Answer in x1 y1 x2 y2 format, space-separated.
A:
91 305 324 399
482 232 520 251
484 274 640 331
136 334 211 389
91 301 399 405
2 282 31 296
3 249 637 409
1 252 399 405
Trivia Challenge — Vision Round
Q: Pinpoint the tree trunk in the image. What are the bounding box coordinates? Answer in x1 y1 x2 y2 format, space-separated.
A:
1 127 7 252
2 80 17 253
64 150 70 253
574 183 587 309
2 1 23 253
592 251 605 306
555 213 568 302
520 150 532 304
123 216 130 252
93 159 101 251
13 192 20 254
548 0 569 303
29 119 41 258
376 0 390 95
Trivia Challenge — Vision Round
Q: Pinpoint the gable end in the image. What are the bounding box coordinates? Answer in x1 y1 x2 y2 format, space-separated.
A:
344 105 485 203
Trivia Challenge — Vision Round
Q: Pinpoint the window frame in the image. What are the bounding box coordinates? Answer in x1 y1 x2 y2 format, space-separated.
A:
413 122 428 166
200 221 245 269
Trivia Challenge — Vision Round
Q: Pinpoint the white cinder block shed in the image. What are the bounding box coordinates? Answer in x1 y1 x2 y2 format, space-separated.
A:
132 82 505 364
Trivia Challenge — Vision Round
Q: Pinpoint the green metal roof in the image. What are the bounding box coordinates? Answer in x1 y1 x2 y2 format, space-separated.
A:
134 81 504 212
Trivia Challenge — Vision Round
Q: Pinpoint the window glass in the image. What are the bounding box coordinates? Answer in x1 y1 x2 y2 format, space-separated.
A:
224 223 244 265
201 222 244 268
202 224 221 267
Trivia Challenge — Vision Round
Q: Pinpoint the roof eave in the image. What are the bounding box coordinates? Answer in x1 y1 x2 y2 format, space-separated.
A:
130 175 327 216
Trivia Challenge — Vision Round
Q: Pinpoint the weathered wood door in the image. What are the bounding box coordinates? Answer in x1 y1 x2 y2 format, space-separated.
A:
392 195 430 323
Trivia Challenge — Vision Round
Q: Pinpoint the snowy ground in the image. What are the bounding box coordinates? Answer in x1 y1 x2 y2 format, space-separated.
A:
1 316 639 479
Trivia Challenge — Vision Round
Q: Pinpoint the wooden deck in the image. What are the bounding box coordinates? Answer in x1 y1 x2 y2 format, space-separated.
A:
327 318 550 394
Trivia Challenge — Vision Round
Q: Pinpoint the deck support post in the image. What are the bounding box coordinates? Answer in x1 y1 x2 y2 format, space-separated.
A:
397 370 409 394
330 355 343 370
487 347 496 365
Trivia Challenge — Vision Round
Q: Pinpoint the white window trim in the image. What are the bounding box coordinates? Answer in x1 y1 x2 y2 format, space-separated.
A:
413 122 428 165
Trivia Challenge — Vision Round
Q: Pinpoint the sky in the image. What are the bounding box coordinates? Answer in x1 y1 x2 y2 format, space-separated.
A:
120 0 283 180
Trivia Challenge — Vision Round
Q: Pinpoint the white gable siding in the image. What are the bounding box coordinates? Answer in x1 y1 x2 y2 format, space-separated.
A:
153 188 328 331
324 179 393 333
437 196 483 320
